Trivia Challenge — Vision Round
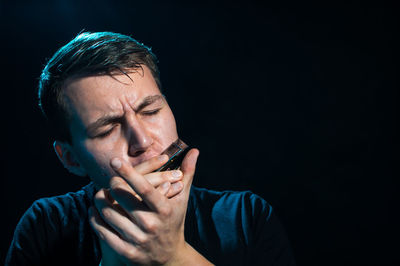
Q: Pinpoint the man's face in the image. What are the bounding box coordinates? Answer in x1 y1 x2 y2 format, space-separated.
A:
62 66 178 188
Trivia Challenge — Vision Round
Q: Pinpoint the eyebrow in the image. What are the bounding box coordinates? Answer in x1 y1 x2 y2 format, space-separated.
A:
86 94 164 136
135 95 164 113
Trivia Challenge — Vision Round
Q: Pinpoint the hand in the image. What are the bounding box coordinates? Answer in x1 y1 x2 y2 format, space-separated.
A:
106 154 186 200
90 154 186 266
89 149 206 265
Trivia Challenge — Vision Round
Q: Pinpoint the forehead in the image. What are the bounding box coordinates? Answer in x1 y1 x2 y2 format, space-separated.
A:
62 66 160 123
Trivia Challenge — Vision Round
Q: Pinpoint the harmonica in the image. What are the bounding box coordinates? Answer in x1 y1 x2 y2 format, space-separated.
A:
154 139 189 172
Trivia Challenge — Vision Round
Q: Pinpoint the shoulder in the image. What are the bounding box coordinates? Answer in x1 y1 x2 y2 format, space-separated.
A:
189 186 273 222
30 182 96 220
187 186 296 265
187 186 274 244
13 182 95 232
6 182 98 266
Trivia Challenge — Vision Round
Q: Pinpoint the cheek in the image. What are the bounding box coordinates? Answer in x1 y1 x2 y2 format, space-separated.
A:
157 110 179 145
75 139 124 187
165 109 178 137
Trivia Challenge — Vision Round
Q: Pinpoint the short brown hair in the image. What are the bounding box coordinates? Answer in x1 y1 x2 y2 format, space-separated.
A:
38 31 161 142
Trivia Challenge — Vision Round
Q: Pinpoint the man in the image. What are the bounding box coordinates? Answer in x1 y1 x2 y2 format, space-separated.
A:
6 32 296 265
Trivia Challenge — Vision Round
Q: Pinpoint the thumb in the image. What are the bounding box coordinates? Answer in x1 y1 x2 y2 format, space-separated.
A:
180 148 200 191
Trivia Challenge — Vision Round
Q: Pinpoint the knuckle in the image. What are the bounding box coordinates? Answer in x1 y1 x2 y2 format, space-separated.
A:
151 156 160 164
111 177 128 188
94 189 105 201
170 181 183 195
109 176 121 188
101 208 112 220
130 166 139 175
97 230 106 241
112 184 125 192
133 233 148 246
143 219 158 233
140 185 152 196
124 247 138 261
159 204 172 217
162 171 170 180
111 183 131 197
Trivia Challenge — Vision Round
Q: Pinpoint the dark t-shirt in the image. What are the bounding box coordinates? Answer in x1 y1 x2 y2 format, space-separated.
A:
6 183 296 265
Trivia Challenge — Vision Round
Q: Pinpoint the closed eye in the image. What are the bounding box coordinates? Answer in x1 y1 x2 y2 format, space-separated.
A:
95 125 117 138
141 108 161 116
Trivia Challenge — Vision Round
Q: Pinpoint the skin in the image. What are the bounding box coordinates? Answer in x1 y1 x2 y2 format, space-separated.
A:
53 66 213 265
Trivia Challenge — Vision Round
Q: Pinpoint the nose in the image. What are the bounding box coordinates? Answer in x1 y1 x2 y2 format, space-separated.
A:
126 114 153 157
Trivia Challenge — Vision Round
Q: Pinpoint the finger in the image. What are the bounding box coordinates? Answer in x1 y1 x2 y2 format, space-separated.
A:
109 177 162 235
109 176 146 205
108 169 182 201
156 181 184 198
180 148 200 194
88 206 141 259
134 154 169 175
156 181 171 196
93 189 147 244
110 157 166 212
144 169 183 187
165 181 184 198
109 176 143 201
108 168 182 204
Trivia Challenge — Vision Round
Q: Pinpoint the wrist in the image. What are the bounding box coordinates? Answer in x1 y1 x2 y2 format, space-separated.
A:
165 242 213 266
164 236 187 266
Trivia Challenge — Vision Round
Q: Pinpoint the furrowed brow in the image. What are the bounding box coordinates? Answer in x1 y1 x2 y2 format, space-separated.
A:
85 95 164 136
134 95 164 112
86 115 123 136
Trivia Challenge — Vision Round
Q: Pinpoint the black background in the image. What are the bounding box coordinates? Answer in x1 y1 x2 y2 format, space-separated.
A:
1 1 398 265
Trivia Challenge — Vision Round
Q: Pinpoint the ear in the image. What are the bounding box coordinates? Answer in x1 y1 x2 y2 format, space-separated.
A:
53 140 87 177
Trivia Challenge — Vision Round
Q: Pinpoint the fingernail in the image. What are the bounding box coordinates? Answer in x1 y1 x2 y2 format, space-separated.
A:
171 181 183 191
111 158 122 169
171 170 182 179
